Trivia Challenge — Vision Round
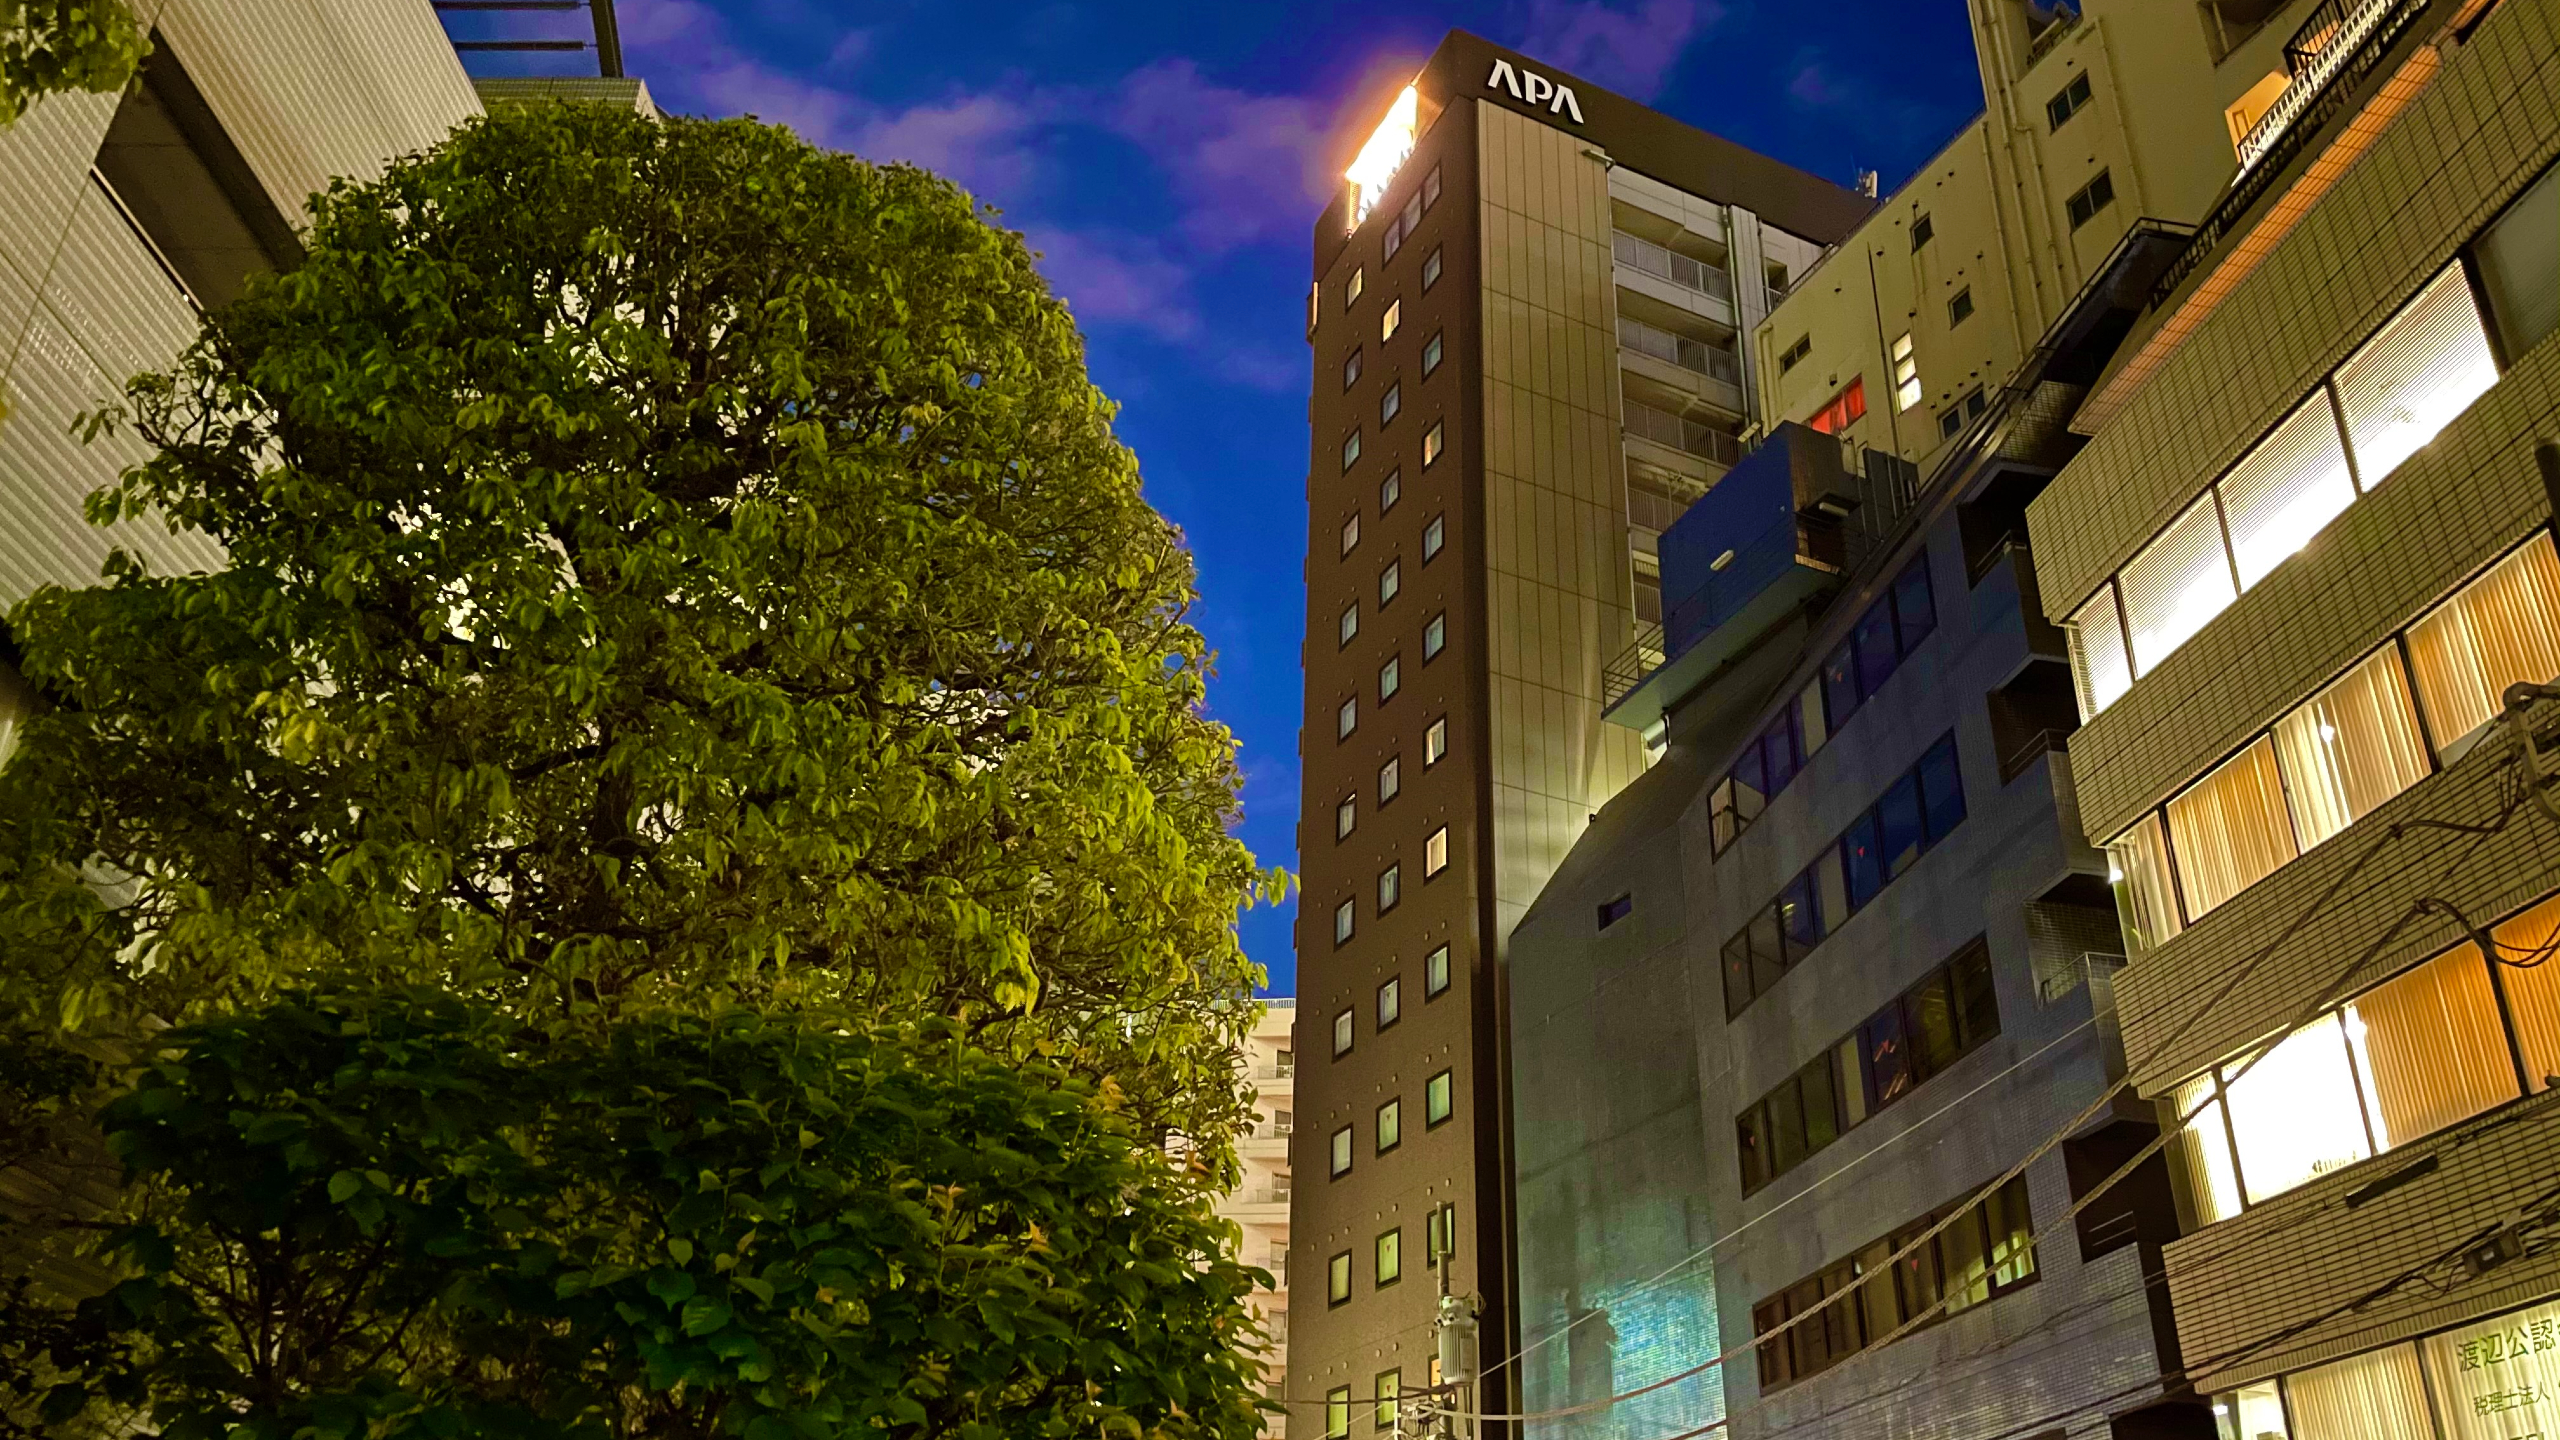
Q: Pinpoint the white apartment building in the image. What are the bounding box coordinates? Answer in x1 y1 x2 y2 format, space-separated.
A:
1221 999 1297 1436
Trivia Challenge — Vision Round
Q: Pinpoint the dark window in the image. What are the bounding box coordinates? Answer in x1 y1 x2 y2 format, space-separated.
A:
1841 811 1886 909
2066 170 2115 229
1893 558 1937 650
1753 1299 1792 1387
1821 640 1861 727
1731 739 1770 821
1940 404 1967 440
1891 1219 1942 1322
1747 907 1787 997
1422 246 1443 290
2046 72 2092 130
1761 710 1802 793
1918 734 1965 842
1799 1055 1841 1152
1767 1078 1807 1173
1423 164 1442 208
1776 872 1822 955
1738 1106 1771 1193
92 41 302 310
1423 332 1444 375
1910 213 1934 251
1951 940 1999 1048
1598 893 1634 929
1723 932 1755 1019
1852 598 1899 698
1864 1003 1912 1108
1948 287 1974 326
1876 773 1926 880
1780 334 1812 372
2473 160 2558 360
1939 1203 1991 1313
1907 970 1962 1080
1344 348 1363 390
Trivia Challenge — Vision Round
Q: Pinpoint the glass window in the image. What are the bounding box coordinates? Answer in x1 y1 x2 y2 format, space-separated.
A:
1333 1008 1354 1056
2285 1344 2430 1440
1723 932 1757 1021
1339 603 1358 647
1380 656 1400 702
1918 734 1965 842
2476 160 2559 359
1376 1098 1401 1153
1800 1054 1841 1152
1346 268 1363 307
1336 795 1355 839
1422 514 1445 560
2120 491 2237 676
2334 265 2500 490
1907 970 1961 1079
1426 1069 1453 1125
1422 421 1445 467
1422 247 1442 289
1330 1124 1354 1177
1423 165 1441 208
2108 813 2183 954
1841 812 1886 910
2217 391 2356 589
2165 736 2297 920
1909 213 1933 250
1382 298 1402 342
1341 512 1360 556
2271 645 2430 850
1373 1365 1401 1426
1767 1078 1807 1173
2344 944 2517 1148
1425 716 1448 765
1891 332 1921 411
1328 1262 1352 1310
2172 1071 2243 1225
1378 864 1400 912
1864 999 1912 1108
1334 896 1356 945
1948 288 1974 326
1380 559 1400 605
1837 1037 1869 1129
1815 848 1850 934
1821 639 1861 726
1424 612 1445 659
1876 773 1926 879
1423 332 1443 375
1747 907 1787 997
1426 943 1451 996
1951 941 1999 1047
1985 1176 2036 1291
1852 598 1899 698
1776 871 1822 956
1937 1204 1990 1312
1730 740 1770 825
1759 714 1800 795
2406 537 2560 760
2211 1381 2286 1440
1380 382 1401 425
1338 696 1357 739
1425 825 1448 876
2066 169 2114 229
1375 1230 1402 1288
1342 429 1361 471
1344 349 1363 389
2071 586 2133 717
1380 469 1401 511
1798 677 1829 753
1377 976 1401 1030
1893 557 1937 650
2223 1012 2372 1205
2493 897 2560 1091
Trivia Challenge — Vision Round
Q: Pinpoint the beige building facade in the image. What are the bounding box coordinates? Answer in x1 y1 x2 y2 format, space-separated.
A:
1221 1000 1300 1436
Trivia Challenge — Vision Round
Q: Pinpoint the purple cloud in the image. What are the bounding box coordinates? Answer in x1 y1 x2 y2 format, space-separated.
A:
1108 60 1335 252
1516 0 1723 101
1021 227 1201 343
852 94 1048 198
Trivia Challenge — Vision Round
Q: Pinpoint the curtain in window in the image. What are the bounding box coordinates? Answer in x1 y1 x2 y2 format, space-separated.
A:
2273 646 2431 849
2335 266 2500 490
2492 897 2560 1092
2225 1014 2374 1204
2121 493 2237 676
2109 814 2183 953
2342 945 2518 1149
2167 737 2298 919
2283 1343 2430 1440
2173 1071 2243 1225
2406 538 2560 758
2073 587 2132 717
2220 392 2357 588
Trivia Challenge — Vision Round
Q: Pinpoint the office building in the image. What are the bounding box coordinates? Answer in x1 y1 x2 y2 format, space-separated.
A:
1293 30 1869 1435
2027 0 2560 1433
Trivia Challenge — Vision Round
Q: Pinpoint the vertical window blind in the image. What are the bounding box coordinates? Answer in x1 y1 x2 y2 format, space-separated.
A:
2271 646 2430 849
2404 537 2560 760
2119 492 2237 676
2165 737 2297 921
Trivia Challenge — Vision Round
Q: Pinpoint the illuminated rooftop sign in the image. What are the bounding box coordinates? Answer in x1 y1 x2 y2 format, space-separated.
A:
1345 83 1418 228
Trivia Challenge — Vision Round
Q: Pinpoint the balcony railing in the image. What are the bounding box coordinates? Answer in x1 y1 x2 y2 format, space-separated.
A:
1254 1062 1294 1082
2233 0 2395 175
1618 315 1741 385
1623 399 1742 467
1613 230 1733 302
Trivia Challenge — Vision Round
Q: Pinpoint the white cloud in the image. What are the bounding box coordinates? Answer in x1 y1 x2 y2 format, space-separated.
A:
1022 227 1200 343
1108 60 1334 252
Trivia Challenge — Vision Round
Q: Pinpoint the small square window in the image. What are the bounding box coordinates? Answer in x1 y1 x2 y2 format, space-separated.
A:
1346 268 1364 308
1382 299 1402 342
2066 170 2115 229
1375 1367 1402 1430
1337 696 1357 739
2046 71 2092 130
1328 1262 1352 1312
1910 213 1934 250
1378 976 1401 1029
1425 825 1449 876
1380 656 1400 702
1341 512 1360 556
1342 429 1362 471
1426 943 1451 996
1333 1008 1354 1056
1380 560 1401 606
1423 164 1441 208
1423 612 1446 660
1598 893 1633 929
1425 716 1448 765
1422 421 1445 467
1336 795 1356 839
1332 1124 1355 1175
1422 247 1442 290
1423 332 1443 375
1379 469 1402 511
1948 288 1974 326
1334 898 1356 946
1381 383 1401 425
1939 405 1966 439
1379 755 1401 804
1426 1069 1453 1125
1343 348 1362 390
1376 1099 1402 1154
1375 1227 1402 1286
1422 515 1445 561
1378 863 1400 913
1338 603 1358 647
1779 335 1811 372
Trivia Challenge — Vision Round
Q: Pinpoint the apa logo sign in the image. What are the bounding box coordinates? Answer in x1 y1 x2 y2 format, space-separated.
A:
1485 58 1586 124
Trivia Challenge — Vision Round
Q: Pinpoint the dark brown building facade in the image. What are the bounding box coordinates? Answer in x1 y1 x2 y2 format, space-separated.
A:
1291 32 1867 1437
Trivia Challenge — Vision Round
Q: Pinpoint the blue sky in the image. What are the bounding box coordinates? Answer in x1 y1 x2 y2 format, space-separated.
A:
452 0 1988 996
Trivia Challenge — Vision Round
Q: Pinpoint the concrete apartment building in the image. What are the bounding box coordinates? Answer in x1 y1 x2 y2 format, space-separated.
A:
1292 30 1869 1436
2024 0 2560 1432
1221 1000 1300 1435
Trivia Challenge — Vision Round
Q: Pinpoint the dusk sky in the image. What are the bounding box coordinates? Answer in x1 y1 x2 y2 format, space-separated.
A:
451 0 1990 996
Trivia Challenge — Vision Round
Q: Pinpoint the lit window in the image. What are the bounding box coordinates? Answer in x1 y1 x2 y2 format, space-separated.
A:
1377 976 1400 1029
2164 736 2296 920
1380 656 1400 701
1423 164 1441 208
2106 814 2181 955
1947 287 1974 326
1379 756 1400 803
1328 1266 1352 1316
1337 696 1357 739
1380 383 1401 427
1808 377 1866 435
2334 265 2499 491
1380 469 1401 511
1910 213 1934 251
1380 560 1400 606
1422 515 1445 560
1426 1070 1453 1125
1333 1008 1354 1055
1375 1228 1402 1286
1780 335 1812 373
1343 348 1362 390
1342 429 1361 471
2405 536 2560 760
1378 863 1400 912
1338 602 1358 647
1423 421 1445 467
1336 795 1356 840
1425 716 1448 764
1331 1128 1355 1182
1422 246 1442 290
2118 492 2235 676
1341 512 1360 556
1891 333 1920 412
1423 612 1445 659
1346 266 1364 307
2271 645 2430 850
2218 391 2355 589
2066 170 2115 229
1333 898 1355 945
1376 1097 1401 1152
1383 298 1401 342
1423 332 1443 375
2046 71 2091 130
1425 825 1448 876
1425 943 1451 995
2069 586 2131 718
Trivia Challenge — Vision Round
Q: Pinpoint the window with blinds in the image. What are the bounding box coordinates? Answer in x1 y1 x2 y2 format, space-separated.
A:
2335 267 2501 491
2406 537 2560 760
2071 588 2132 718
2219 391 2356 588
2164 737 2296 919
2271 645 2431 849
2107 813 2182 954
2282 1344 2432 1440
2120 492 2236 676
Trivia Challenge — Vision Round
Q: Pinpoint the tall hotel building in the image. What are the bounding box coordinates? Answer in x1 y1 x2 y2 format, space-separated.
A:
1291 31 1867 1433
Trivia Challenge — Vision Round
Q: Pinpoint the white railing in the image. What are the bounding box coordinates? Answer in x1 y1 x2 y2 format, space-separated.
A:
1624 400 1742 466
2234 0 2394 175
1617 315 1741 385
1613 230 1733 301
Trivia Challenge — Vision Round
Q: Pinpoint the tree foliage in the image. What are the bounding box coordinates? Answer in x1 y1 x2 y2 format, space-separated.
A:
0 103 1277 1143
0 0 148 128
1 990 1270 1439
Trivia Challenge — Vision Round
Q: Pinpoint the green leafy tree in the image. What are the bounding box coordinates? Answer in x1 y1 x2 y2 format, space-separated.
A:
0 1 149 127
1 989 1271 1439
0 102 1277 1144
